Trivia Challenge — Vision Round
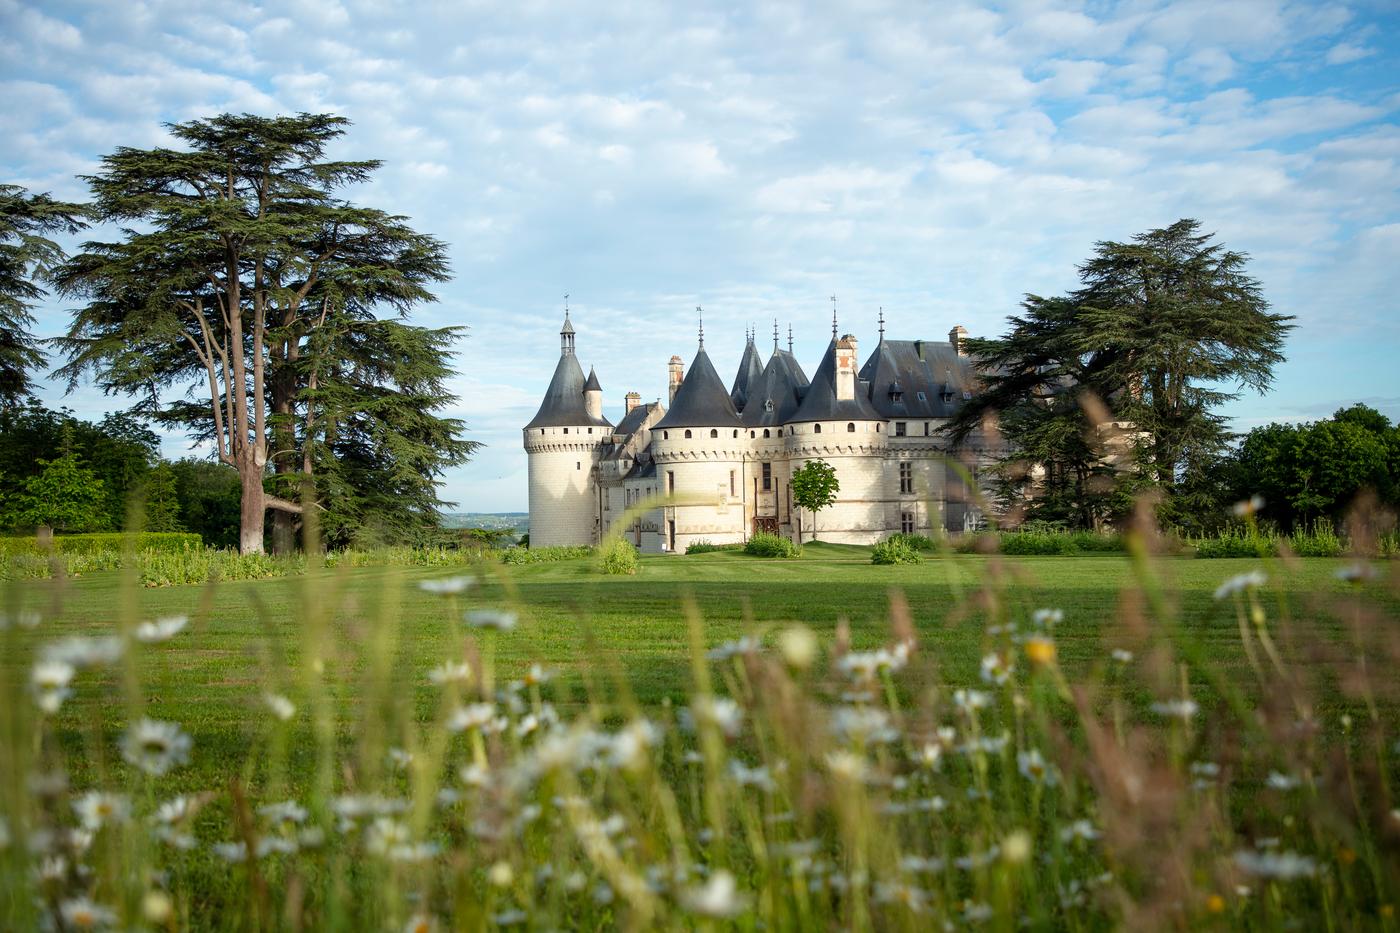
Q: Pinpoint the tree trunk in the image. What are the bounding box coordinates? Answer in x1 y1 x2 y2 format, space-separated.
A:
239 465 266 555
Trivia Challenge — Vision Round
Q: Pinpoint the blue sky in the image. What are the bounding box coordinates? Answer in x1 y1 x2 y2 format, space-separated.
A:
3 0 1398 512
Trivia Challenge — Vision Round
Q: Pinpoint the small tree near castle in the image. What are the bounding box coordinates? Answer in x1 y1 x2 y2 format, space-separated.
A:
791 459 839 543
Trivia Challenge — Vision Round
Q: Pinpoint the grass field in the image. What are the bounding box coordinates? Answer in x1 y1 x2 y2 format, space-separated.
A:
3 542 1398 929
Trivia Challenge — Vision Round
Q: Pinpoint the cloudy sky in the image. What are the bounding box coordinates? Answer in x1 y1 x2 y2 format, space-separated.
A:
3 0 1398 512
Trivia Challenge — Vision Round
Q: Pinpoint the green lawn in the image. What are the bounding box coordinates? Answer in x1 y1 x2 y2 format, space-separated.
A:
6 544 1387 786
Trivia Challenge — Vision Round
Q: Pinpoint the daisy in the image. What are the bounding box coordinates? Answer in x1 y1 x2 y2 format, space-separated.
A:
264 693 296 721
465 609 517 630
1232 849 1317 880
952 688 991 712
135 615 188 644
1213 570 1267 601
259 801 309 825
1032 608 1063 627
980 651 1013 685
1017 749 1057 785
682 870 749 918
120 718 192 776
59 897 117 931
686 696 743 738
1060 819 1100 842
427 661 472 686
31 659 75 714
447 703 497 733
72 791 130 831
1151 699 1200 721
43 635 124 669
419 575 474 595
1110 648 1134 664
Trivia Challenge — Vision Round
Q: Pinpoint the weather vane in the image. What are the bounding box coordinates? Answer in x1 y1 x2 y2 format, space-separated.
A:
830 295 838 338
697 305 704 348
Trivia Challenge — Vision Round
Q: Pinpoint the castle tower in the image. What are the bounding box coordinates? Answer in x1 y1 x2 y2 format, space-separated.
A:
524 313 613 547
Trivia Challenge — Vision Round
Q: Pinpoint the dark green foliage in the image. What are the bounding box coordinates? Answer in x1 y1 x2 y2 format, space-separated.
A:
791 459 839 541
949 220 1293 530
54 112 471 553
501 545 593 564
168 459 242 547
0 185 88 407
139 462 184 532
11 453 108 532
871 538 922 564
744 532 801 558
1190 522 1344 559
0 532 201 557
1230 404 1396 531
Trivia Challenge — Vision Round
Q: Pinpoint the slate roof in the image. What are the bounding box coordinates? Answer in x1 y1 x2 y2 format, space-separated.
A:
729 339 765 412
653 346 743 429
524 352 614 429
742 348 809 427
858 339 975 419
583 367 601 392
789 339 883 423
612 401 662 439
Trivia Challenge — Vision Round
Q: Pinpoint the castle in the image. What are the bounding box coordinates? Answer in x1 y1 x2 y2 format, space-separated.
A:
523 310 996 552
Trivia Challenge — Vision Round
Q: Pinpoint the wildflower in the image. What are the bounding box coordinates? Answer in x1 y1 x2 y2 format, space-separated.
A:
447 703 497 734
465 609 517 631
961 900 994 922
427 661 472 686
259 801 309 825
1190 761 1220 778
419 575 474 595
707 636 760 660
608 719 661 772
522 663 553 686
212 841 248 862
135 615 188 644
31 659 75 714
59 897 118 930
917 742 944 770
1060 819 1100 843
73 791 130 831
1032 608 1063 627
1151 699 1200 721
729 761 777 791
154 798 204 831
365 817 413 856
1110 648 1134 664
1002 830 1033 864
1213 570 1267 601
1024 635 1056 666
682 869 749 918
264 693 296 721
899 854 947 873
830 706 900 744
1017 749 1058 785
42 635 124 668
980 651 1013 685
685 696 743 738
1231 494 1265 517
777 625 818 669
952 688 991 712
875 881 929 912
1334 562 1377 583
142 890 174 925
1265 771 1301 791
825 750 869 782
488 861 515 887
119 718 192 776
1232 849 1317 880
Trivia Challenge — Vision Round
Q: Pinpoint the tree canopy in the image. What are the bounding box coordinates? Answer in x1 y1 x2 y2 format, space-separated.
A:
948 219 1293 530
54 112 475 553
0 185 87 408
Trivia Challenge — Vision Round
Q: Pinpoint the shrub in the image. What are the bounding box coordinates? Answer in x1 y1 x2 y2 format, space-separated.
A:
744 532 800 558
0 532 202 557
886 532 937 551
998 530 1079 555
686 540 742 554
1288 520 1344 558
1191 526 1277 559
872 538 922 565
501 545 593 565
598 537 640 575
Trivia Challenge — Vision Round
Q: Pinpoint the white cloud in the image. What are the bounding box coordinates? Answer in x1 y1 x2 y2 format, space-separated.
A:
1325 41 1374 65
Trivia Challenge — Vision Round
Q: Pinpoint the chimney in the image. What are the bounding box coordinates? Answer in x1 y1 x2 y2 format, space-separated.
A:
949 324 968 356
624 391 641 413
668 355 684 405
835 334 858 401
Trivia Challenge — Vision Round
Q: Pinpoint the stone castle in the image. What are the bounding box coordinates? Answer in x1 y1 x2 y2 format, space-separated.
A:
523 310 995 552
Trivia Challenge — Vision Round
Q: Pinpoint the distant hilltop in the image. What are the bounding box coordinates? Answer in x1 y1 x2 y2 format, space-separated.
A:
441 513 529 532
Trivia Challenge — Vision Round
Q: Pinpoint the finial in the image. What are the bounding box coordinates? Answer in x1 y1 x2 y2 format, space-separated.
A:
787 323 793 353
697 305 704 349
830 295 838 339
773 318 780 351
878 306 885 342
564 292 569 314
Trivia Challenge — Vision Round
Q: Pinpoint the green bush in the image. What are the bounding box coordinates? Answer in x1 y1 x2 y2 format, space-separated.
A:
744 532 801 558
1288 520 1344 558
598 537 640 575
0 531 202 556
501 545 593 565
886 532 937 551
872 538 922 565
1191 526 1277 559
686 540 742 554
999 530 1079 555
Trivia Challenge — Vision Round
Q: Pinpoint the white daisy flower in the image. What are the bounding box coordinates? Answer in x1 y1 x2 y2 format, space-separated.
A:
427 661 472 686
729 761 777 791
952 688 991 712
31 659 76 713
264 693 296 721
1232 849 1317 880
403 912 438 933
707 636 761 661
1110 648 1134 664
72 791 130 831
135 615 188 644
1017 749 1057 785
119 718 192 776
1032 608 1063 627
43 635 124 669
259 801 309 825
447 703 497 733
1265 771 1301 791
682 869 749 918
465 609 517 630
685 696 744 738
419 575 474 595
1059 819 1100 842
1151 699 1200 721
980 651 1013 686
59 897 118 931
1214 570 1267 601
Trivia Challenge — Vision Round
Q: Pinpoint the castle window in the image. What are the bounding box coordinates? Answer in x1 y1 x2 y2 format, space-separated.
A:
763 429 770 438
814 424 822 434
663 431 669 439
777 428 783 436
899 462 913 494
685 429 692 439
733 430 738 438
762 462 772 492
901 511 915 534
588 428 593 434
847 422 855 432
895 422 907 437
751 430 756 438
924 422 930 436
729 470 735 496
668 471 675 494
875 424 881 432
710 429 718 439
563 428 568 434
577 462 582 471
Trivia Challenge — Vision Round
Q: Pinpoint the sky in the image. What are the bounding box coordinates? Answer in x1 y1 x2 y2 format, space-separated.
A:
3 0 1398 513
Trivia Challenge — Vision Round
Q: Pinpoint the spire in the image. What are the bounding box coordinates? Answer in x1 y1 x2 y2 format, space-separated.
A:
559 296 575 356
697 305 705 349
787 323 793 353
878 306 885 343
773 318 780 352
830 294 838 339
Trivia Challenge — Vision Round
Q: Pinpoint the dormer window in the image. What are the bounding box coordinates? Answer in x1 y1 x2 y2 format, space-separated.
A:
764 399 774 412
916 391 927 402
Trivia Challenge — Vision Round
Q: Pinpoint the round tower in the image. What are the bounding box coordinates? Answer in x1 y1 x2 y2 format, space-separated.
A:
523 312 613 547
